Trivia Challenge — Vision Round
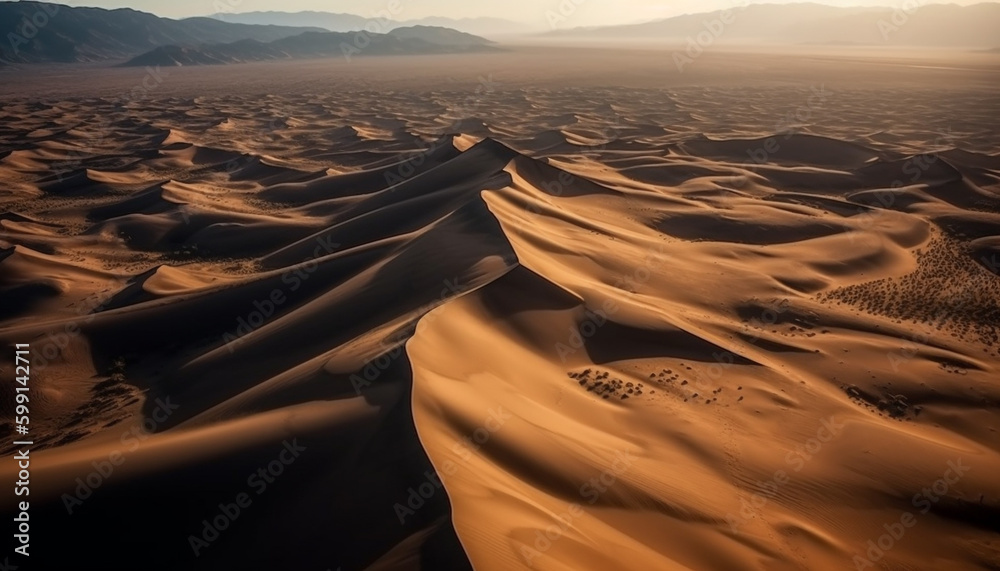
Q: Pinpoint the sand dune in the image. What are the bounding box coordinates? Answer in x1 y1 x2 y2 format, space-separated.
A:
1 49 999 570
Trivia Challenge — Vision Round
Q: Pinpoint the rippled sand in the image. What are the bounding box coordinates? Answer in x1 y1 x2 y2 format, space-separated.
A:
1 47 999 570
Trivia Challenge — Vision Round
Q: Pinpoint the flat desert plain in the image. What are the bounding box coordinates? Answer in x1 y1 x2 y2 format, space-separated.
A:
1 47 999 570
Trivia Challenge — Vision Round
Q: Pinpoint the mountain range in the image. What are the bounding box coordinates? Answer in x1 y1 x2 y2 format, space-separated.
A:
211 11 533 37
2 1 998 67
121 27 498 67
0 2 499 65
0 1 321 63
545 2 1000 47
207 3 1000 48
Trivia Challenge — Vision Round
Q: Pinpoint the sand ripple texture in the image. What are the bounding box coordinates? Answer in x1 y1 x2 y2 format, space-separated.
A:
1 70 999 570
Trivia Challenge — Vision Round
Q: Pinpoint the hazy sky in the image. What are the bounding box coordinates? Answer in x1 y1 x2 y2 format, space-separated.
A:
57 0 989 26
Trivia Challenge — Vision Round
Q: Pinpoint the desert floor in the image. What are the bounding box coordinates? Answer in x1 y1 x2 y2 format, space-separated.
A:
1 46 999 570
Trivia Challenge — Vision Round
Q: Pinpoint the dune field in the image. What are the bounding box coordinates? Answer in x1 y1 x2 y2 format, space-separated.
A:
1 48 999 570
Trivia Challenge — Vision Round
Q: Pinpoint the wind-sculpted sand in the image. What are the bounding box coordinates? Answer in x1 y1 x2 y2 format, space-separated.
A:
1 49 999 570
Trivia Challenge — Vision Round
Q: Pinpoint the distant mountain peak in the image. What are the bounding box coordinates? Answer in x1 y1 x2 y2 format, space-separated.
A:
206 10 535 37
541 2 1000 48
0 1 322 64
0 1 500 65
121 27 499 67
